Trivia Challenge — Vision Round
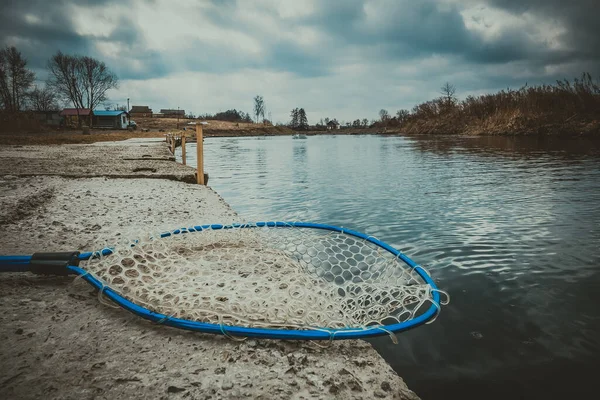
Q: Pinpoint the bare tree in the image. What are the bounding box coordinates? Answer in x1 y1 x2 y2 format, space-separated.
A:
440 82 457 106
379 109 390 122
47 51 118 126
362 118 369 127
0 46 35 112
29 85 60 111
396 109 410 123
47 51 85 125
253 95 265 123
79 56 118 112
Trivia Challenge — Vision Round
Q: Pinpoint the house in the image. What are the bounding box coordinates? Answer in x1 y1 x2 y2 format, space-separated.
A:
33 110 61 127
326 120 340 130
159 109 185 118
129 105 153 118
59 108 92 127
92 110 129 129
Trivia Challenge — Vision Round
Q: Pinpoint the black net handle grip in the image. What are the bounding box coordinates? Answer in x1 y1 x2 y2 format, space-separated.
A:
30 252 80 275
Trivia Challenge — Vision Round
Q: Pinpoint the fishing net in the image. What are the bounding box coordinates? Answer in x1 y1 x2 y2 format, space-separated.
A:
81 223 445 333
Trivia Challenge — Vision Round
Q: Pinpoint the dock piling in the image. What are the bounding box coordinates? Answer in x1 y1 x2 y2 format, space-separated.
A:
181 134 186 165
196 123 204 185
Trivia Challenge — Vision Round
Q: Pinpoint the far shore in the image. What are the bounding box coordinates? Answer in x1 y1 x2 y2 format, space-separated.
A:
393 117 600 137
1 116 599 146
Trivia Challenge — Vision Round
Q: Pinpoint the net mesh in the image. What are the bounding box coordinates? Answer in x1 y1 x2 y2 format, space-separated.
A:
81 224 440 331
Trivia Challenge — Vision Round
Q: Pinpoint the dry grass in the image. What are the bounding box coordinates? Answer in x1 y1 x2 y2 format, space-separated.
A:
135 117 258 131
0 129 164 145
396 73 600 136
134 117 293 136
0 118 295 145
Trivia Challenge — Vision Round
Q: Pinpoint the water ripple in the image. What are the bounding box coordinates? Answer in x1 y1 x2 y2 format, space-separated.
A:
178 135 600 399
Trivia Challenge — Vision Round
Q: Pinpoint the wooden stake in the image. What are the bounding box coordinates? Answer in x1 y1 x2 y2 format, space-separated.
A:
196 123 204 185
181 134 186 165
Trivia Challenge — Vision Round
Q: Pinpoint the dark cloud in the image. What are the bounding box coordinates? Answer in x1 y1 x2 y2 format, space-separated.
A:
199 1 332 77
0 0 164 80
2 0 598 80
0 0 92 71
304 0 586 71
0 0 598 119
485 0 600 67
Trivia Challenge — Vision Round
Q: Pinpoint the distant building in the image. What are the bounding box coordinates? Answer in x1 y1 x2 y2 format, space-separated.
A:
129 105 153 118
326 120 340 130
93 110 129 129
59 108 92 126
159 109 185 118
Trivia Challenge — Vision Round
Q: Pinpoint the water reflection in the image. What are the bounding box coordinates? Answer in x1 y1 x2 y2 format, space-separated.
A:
406 134 600 159
179 134 600 400
292 143 308 185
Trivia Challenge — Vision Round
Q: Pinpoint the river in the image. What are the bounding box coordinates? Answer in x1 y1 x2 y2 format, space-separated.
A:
177 134 600 399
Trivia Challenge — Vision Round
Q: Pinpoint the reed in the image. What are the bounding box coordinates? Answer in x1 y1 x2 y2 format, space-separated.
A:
392 73 600 135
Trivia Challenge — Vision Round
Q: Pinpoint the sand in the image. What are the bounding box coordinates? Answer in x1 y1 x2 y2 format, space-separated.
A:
0 139 419 400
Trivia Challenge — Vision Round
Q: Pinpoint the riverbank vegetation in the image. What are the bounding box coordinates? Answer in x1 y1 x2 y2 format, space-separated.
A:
195 109 253 123
378 73 600 136
2 42 598 137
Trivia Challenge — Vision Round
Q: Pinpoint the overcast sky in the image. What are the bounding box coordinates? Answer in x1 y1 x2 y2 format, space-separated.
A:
1 0 598 122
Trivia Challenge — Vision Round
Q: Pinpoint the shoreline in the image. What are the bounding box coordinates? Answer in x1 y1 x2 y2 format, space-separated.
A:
204 127 385 137
1 116 599 146
191 123 600 138
0 138 419 400
389 117 600 137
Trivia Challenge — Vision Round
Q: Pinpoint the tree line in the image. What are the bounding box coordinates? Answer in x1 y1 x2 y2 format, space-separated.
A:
196 109 253 123
0 46 118 119
190 96 268 124
289 108 308 129
373 74 600 133
283 74 599 132
287 112 374 130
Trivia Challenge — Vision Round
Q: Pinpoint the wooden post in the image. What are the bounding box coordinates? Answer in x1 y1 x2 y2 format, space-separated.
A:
181 134 186 165
171 134 176 154
196 123 204 185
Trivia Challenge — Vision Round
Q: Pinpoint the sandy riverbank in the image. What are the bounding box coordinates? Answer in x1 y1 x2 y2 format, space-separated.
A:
0 138 419 399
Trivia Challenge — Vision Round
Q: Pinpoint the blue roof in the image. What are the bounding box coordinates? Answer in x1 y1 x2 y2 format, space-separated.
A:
93 110 127 116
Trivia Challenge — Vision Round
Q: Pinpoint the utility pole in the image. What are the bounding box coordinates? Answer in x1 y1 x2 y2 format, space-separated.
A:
127 98 130 125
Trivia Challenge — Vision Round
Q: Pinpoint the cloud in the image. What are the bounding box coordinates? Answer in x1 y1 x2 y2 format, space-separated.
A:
484 0 600 62
1 0 598 122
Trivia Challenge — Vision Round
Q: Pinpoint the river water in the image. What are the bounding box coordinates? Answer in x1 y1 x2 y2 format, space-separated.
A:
177 135 600 399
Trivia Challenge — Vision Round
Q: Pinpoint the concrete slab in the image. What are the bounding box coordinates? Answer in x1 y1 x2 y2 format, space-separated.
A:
0 139 196 183
0 143 419 400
